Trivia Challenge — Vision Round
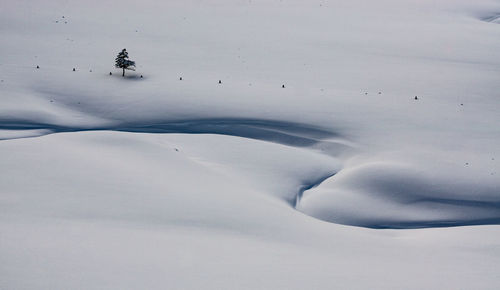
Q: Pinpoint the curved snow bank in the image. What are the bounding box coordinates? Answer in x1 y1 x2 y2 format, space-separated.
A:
294 172 336 208
481 14 500 23
297 162 500 228
0 117 351 156
0 129 52 140
116 118 340 148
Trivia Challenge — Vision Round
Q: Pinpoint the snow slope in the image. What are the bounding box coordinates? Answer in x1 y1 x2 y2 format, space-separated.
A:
1 0 500 289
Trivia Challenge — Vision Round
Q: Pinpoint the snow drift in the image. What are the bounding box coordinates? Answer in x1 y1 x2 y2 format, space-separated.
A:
2 0 500 289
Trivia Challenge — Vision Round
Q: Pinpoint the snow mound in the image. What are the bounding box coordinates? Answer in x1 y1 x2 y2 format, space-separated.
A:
298 162 500 228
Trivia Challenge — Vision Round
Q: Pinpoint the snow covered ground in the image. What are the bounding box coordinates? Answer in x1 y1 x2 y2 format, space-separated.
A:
1 0 500 289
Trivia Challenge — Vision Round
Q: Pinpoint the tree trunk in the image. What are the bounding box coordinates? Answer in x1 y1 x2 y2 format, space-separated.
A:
122 68 125 77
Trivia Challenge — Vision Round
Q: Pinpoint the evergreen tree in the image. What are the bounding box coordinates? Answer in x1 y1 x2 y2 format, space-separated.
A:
115 48 136 77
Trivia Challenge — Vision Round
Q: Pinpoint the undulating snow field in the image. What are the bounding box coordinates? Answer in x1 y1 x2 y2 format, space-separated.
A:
1 0 500 289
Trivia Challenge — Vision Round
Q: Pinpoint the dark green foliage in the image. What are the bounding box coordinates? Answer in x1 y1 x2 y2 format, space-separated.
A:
115 48 136 77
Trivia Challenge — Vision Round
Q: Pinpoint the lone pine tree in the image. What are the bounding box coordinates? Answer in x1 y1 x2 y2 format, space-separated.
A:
115 48 136 77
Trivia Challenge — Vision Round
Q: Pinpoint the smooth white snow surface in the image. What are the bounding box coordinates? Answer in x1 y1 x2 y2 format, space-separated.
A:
1 0 500 289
